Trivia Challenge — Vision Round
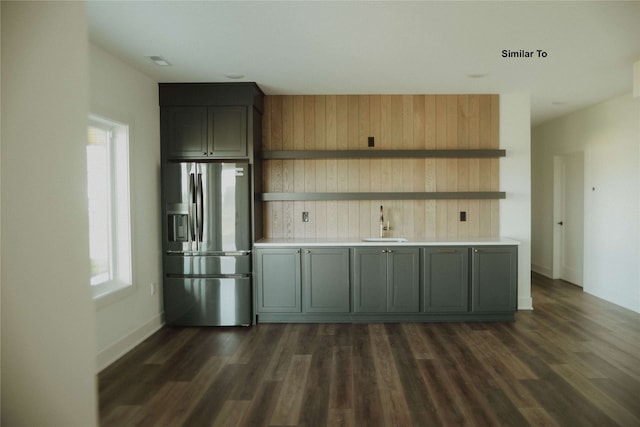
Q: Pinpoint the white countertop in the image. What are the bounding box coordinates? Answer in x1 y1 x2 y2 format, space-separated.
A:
254 236 520 247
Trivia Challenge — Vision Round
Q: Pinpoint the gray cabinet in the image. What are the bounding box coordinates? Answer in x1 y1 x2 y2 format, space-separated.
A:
353 247 420 313
208 107 247 157
471 246 517 313
255 248 301 313
422 247 469 313
163 106 247 159
255 247 350 315
163 106 207 159
352 248 387 312
387 248 420 312
255 243 517 323
302 248 350 312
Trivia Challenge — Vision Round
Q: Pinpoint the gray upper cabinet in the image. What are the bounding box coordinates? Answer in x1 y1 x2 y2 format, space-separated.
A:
353 247 419 313
255 248 301 313
422 247 469 313
163 106 246 159
471 246 517 313
163 106 208 159
159 83 263 162
302 248 350 313
208 107 247 157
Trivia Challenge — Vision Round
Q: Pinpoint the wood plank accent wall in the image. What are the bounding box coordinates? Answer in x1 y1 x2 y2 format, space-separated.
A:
262 95 500 239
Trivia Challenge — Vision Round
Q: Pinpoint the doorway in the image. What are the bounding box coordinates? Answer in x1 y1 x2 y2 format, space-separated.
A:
553 152 584 286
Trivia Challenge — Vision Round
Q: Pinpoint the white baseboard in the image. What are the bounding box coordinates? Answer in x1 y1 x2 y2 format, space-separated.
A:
97 314 164 372
531 263 552 278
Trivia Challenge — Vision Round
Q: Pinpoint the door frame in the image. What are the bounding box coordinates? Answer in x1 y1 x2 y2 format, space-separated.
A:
552 152 585 286
552 156 564 279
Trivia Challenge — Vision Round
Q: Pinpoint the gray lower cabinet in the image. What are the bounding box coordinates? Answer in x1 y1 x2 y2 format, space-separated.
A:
255 244 517 322
387 248 420 312
471 246 517 313
255 248 301 313
255 247 350 316
352 248 387 312
302 248 350 312
353 247 420 313
422 247 469 313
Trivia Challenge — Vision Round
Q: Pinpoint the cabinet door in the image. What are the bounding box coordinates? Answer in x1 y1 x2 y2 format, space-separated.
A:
163 106 208 159
387 247 420 312
353 248 387 312
472 246 517 313
423 247 469 313
208 107 247 157
303 248 350 313
255 249 301 313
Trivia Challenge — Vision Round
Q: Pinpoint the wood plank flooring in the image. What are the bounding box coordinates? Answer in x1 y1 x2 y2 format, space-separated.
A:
99 274 640 426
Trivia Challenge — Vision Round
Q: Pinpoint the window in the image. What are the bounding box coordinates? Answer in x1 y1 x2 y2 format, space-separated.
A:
86 115 132 298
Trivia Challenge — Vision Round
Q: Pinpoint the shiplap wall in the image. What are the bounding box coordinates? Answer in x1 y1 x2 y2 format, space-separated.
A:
262 95 500 239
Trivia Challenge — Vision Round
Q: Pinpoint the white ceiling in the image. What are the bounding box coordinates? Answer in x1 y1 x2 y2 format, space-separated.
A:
87 1 640 126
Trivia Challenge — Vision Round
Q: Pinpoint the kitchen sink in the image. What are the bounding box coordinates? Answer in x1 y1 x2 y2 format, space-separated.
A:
362 237 408 242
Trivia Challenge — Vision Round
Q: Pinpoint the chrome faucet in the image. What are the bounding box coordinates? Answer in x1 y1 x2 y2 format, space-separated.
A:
379 205 390 238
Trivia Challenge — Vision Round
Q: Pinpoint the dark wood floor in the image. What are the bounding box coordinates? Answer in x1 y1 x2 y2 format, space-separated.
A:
99 273 640 426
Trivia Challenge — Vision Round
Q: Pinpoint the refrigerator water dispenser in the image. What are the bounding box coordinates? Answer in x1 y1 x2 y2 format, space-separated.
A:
168 213 189 242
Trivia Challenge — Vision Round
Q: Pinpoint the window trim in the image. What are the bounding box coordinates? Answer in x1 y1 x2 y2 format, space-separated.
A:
87 114 133 301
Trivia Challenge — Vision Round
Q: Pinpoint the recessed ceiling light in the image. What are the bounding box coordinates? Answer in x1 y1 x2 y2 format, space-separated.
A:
225 73 245 79
146 55 171 66
467 73 488 78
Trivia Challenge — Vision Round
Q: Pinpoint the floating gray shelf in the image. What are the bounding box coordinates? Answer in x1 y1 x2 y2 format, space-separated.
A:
260 192 506 201
261 149 506 160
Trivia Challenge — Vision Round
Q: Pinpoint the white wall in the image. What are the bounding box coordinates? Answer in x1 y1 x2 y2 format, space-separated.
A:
89 44 163 371
500 93 533 310
532 94 640 313
1 2 98 425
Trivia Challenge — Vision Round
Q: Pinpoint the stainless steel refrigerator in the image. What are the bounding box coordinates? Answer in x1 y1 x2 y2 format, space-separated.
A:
162 162 251 326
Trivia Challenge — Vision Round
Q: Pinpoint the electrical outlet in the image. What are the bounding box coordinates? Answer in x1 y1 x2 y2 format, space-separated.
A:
302 211 309 222
150 282 156 295
368 136 375 147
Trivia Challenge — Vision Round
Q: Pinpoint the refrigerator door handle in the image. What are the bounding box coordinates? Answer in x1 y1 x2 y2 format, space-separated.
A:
197 172 204 242
189 172 197 244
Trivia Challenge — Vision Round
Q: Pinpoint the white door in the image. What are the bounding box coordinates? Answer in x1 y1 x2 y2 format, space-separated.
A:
553 152 584 286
